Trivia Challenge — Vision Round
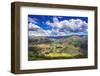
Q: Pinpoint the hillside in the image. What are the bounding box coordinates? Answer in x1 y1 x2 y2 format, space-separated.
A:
28 35 88 60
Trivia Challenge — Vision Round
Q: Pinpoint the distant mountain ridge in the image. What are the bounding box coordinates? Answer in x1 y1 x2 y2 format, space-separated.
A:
29 34 87 40
47 34 87 39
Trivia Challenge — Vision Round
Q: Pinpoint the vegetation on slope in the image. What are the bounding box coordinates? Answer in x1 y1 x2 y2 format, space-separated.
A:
28 35 88 61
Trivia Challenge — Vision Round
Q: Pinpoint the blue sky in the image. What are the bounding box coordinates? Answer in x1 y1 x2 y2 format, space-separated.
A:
28 15 88 36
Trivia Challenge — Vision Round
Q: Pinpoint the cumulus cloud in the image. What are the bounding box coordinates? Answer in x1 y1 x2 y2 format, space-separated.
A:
53 17 59 22
28 17 38 24
46 17 88 35
46 17 63 28
60 19 88 32
28 22 51 36
28 23 40 30
28 17 88 36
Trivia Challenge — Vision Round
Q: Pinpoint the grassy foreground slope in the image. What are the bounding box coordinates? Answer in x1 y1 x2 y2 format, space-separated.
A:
28 35 88 60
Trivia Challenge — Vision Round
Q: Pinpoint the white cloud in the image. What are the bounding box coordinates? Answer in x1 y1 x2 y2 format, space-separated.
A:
67 19 87 32
28 23 40 29
53 17 59 22
28 17 38 23
46 18 88 33
28 22 66 36
46 21 54 27
29 17 88 37
46 17 63 28
28 22 52 36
